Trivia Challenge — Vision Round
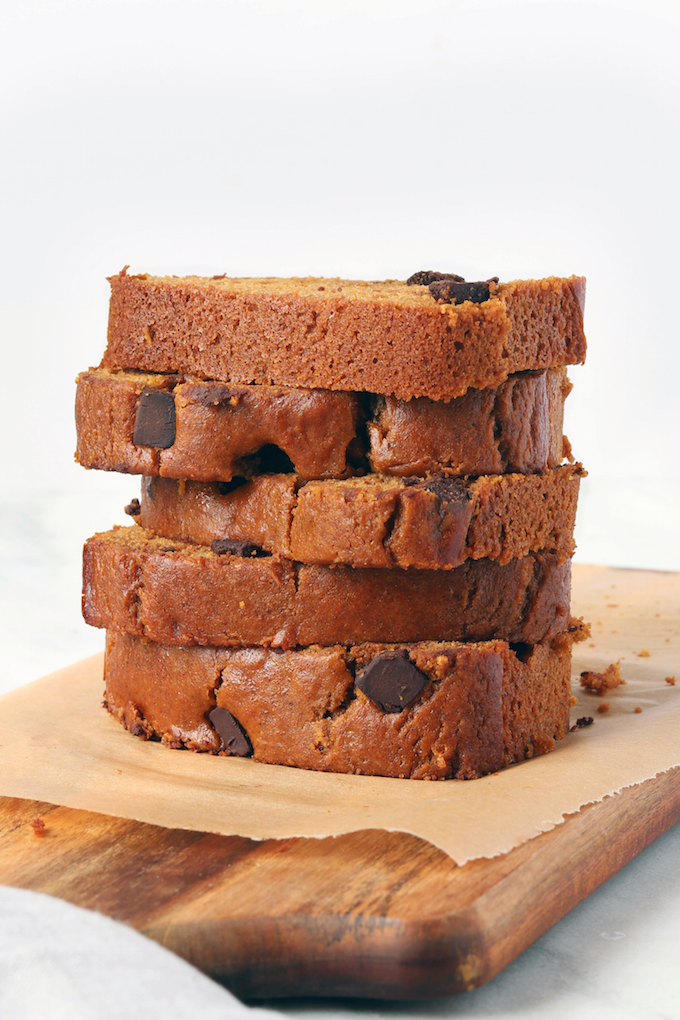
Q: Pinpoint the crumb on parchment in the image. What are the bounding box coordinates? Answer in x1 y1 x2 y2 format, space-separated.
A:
31 817 46 837
666 676 676 685
580 660 626 696
597 703 610 713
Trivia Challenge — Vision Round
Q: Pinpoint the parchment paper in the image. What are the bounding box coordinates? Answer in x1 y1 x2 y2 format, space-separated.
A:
1 564 678 865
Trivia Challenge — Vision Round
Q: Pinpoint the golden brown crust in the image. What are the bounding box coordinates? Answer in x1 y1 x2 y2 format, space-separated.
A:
103 272 586 401
103 629 578 780
138 464 582 570
83 526 572 648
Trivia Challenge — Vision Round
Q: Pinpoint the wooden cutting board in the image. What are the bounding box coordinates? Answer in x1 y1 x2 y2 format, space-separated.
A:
1 772 679 999
1 564 679 1000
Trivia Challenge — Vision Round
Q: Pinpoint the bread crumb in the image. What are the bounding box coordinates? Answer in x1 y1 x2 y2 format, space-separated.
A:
570 695 578 707
665 676 676 685
597 703 610 713
634 706 643 713
637 648 650 658
31 816 46 837
580 660 626 695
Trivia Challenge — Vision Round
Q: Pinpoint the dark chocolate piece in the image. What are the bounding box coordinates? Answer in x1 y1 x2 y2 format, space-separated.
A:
422 476 472 506
355 650 427 713
210 538 267 558
133 389 176 448
208 706 252 755
406 271 465 286
429 278 499 304
181 382 239 406
570 716 594 731
124 498 141 517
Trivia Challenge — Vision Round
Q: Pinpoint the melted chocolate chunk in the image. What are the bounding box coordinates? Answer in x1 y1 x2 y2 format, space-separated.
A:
355 650 427 713
210 538 267 557
209 707 252 756
124 498 141 517
133 389 176 448
407 271 465 286
429 278 499 304
422 476 471 506
570 716 594 732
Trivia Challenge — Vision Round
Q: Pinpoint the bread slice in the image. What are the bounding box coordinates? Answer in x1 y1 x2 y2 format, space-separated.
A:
76 366 570 481
83 526 571 648
103 624 585 780
134 463 582 570
103 270 586 401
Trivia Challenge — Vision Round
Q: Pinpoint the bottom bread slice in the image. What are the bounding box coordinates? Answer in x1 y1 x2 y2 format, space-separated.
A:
104 624 585 780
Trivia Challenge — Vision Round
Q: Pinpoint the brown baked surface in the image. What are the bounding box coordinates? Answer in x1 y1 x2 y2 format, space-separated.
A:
83 526 571 648
76 367 570 481
103 271 586 401
137 464 582 570
103 626 583 780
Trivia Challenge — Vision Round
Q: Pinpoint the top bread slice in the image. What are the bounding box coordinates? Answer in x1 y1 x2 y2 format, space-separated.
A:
104 270 586 401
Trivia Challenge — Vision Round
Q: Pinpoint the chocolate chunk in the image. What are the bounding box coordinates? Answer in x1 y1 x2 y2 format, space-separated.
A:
355 650 427 713
124 498 141 517
429 278 499 304
210 538 267 557
422 476 472 506
181 382 240 406
209 707 252 756
407 271 465 286
570 716 594 732
133 389 176 448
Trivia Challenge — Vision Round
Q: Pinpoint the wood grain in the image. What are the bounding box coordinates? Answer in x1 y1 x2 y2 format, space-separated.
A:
2 768 680 999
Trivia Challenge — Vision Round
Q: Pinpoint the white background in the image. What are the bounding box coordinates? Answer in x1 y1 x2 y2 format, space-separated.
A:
1 0 679 684
1 4 679 1016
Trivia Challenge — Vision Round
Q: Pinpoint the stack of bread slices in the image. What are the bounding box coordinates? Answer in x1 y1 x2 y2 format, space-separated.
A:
77 268 587 780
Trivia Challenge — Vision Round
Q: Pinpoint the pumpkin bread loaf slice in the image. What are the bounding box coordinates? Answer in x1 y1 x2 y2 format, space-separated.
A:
103 270 586 401
103 622 585 780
